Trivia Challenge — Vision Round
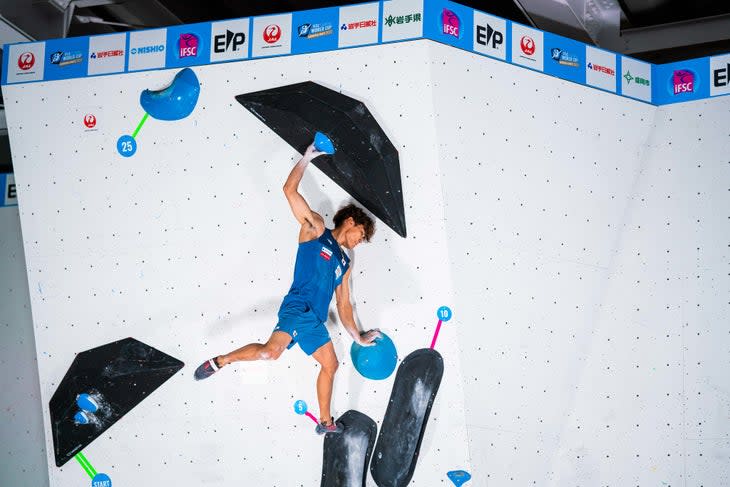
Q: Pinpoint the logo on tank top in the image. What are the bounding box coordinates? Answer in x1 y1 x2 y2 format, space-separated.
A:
335 265 342 279
320 246 332 261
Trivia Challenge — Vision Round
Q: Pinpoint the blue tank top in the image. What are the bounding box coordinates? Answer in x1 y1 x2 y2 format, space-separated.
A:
280 228 351 323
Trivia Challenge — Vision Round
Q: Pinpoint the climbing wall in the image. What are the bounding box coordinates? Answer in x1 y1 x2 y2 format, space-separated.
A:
4 32 729 487
431 41 730 486
3 41 470 486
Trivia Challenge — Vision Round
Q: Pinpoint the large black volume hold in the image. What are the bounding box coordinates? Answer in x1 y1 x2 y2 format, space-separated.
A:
49 337 184 466
321 410 378 487
370 348 444 487
235 81 407 238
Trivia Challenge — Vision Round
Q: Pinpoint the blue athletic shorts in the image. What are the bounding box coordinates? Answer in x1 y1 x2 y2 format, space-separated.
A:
274 304 331 356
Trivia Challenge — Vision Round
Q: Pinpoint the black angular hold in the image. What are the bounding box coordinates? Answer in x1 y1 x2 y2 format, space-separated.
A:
235 81 407 238
370 348 444 487
321 410 378 487
49 337 184 466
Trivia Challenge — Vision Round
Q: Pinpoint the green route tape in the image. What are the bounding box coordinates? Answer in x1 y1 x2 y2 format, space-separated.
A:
74 451 97 478
132 112 149 139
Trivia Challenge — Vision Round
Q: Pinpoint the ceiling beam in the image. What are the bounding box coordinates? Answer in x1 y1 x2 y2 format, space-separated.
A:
620 13 730 54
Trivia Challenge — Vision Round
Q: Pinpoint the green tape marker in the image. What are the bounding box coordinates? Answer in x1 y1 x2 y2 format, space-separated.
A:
75 451 97 478
132 112 149 139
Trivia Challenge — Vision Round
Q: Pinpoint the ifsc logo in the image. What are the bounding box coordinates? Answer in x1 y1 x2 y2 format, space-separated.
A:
178 33 199 58
669 69 697 96
441 9 460 38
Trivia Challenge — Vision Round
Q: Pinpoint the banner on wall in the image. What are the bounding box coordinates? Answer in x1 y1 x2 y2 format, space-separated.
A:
710 53 730 97
472 10 507 61
652 57 710 105
2 173 17 207
511 22 543 72
210 18 250 63
0 0 727 106
252 14 293 57
382 0 424 42
338 2 380 48
620 56 652 102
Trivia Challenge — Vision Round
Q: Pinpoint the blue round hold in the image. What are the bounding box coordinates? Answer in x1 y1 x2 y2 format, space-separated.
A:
116 135 137 157
350 332 397 380
76 393 99 413
91 472 112 487
74 411 90 425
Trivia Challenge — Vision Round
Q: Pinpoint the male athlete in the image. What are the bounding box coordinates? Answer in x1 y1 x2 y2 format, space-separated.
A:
194 142 380 435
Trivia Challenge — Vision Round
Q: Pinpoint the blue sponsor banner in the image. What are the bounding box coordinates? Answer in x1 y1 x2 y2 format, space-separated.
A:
165 22 212 69
423 0 472 51
0 0 728 107
292 7 338 54
543 32 585 85
1 49 8 85
44 36 89 81
652 57 710 105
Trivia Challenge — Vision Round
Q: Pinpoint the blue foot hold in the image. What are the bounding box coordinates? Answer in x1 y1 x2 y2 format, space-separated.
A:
447 470 472 486
314 131 335 154
74 411 91 425
140 68 200 121
76 393 99 413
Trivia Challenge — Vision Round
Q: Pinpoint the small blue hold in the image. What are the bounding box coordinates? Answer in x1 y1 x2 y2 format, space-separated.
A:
314 131 335 154
350 332 397 380
447 470 472 486
140 68 200 121
77 393 99 413
74 411 91 425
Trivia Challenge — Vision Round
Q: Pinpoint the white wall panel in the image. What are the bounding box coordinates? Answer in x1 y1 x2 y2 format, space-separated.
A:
429 41 729 487
0 206 49 487
3 41 470 487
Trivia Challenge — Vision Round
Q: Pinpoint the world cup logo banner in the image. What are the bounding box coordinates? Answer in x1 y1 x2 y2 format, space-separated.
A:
442 9 460 38
178 33 199 58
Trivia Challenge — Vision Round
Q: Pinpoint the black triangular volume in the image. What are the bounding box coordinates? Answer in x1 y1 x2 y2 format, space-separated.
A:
49 337 184 466
236 81 407 237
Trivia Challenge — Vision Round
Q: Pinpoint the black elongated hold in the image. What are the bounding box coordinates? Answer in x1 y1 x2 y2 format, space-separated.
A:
370 348 444 487
321 410 378 487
